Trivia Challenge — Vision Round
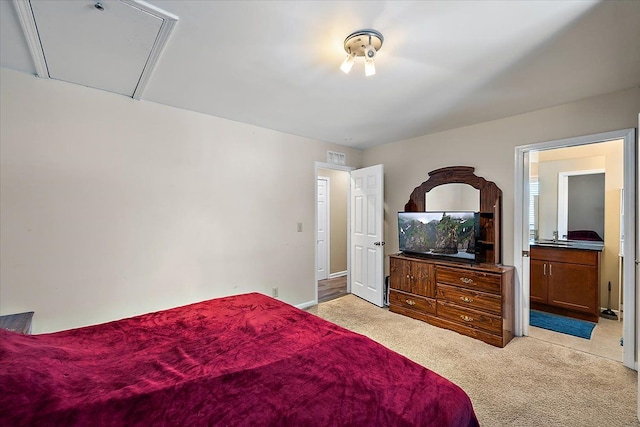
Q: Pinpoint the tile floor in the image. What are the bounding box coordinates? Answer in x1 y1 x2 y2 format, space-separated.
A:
528 315 623 362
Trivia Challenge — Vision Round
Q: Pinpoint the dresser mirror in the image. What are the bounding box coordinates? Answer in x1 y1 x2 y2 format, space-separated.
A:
405 166 502 264
425 183 479 211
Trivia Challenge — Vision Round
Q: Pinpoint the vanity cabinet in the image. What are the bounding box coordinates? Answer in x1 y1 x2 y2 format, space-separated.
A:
389 254 514 347
530 246 601 322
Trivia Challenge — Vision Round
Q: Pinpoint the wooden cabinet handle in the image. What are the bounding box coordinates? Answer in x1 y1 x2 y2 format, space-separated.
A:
460 296 473 303
405 299 416 306
460 277 473 284
460 315 474 322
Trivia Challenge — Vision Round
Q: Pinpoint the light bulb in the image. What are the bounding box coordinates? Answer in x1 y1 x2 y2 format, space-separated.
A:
365 59 376 77
340 53 355 74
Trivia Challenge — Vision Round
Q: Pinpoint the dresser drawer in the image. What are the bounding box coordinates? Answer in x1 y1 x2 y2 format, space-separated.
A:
437 266 501 294
389 289 436 315
436 284 501 316
437 301 502 335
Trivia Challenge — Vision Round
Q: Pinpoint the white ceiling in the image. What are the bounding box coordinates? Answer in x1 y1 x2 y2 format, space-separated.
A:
1 0 639 149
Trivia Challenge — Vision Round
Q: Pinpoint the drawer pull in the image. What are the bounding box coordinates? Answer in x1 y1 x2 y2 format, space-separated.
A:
460 296 474 303
460 277 474 284
405 299 416 306
460 315 474 322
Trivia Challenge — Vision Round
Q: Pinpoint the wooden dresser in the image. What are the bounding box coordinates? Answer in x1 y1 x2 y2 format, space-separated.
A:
390 254 514 347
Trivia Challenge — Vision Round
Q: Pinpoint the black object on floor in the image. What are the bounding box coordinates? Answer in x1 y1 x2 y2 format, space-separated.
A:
601 281 618 320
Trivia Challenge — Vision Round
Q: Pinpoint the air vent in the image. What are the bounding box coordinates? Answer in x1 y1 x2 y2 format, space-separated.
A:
327 151 346 165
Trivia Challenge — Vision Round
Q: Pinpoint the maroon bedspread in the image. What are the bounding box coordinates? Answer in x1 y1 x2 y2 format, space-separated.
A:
1 293 479 426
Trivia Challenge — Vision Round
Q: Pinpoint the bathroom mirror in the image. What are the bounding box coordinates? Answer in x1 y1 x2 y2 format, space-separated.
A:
532 150 609 242
425 183 479 211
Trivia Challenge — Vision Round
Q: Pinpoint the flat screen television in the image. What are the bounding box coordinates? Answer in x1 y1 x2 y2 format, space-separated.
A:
398 211 479 261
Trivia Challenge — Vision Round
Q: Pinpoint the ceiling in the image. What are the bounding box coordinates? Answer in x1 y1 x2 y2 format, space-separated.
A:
1 0 639 149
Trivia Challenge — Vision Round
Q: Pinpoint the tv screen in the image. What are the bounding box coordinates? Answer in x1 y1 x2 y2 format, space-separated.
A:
398 211 478 260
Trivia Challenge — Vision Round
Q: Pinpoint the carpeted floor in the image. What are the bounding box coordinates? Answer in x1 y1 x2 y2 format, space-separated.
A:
307 294 638 427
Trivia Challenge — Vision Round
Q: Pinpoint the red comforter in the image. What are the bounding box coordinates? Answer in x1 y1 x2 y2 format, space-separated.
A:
0 293 479 426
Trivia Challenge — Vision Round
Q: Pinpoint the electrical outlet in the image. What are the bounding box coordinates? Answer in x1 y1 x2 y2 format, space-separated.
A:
297 222 302 232
272 287 278 297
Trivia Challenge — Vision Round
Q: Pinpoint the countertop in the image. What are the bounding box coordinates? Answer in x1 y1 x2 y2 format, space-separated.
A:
529 240 604 251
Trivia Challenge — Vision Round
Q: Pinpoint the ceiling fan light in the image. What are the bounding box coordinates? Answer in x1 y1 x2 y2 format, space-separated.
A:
340 53 355 74
365 59 376 77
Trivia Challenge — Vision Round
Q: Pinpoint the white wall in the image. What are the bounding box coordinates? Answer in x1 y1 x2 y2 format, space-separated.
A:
363 87 640 272
0 68 362 333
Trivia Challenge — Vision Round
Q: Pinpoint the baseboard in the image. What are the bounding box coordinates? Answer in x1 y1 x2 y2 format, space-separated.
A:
329 271 347 279
296 300 317 310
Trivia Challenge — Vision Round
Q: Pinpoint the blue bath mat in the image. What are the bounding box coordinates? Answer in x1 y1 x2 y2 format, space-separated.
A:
530 310 596 340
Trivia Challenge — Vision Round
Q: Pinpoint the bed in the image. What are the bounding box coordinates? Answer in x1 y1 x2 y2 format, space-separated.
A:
0 292 479 426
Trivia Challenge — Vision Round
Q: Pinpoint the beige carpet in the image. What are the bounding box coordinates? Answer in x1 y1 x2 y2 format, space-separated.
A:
307 295 638 426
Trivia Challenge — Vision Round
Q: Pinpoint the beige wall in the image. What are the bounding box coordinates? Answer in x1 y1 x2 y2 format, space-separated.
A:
318 169 349 275
1 65 638 334
0 68 362 333
535 141 624 309
362 87 640 279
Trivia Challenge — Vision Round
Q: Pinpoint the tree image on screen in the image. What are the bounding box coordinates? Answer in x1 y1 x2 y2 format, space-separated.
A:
399 212 476 258
434 214 459 254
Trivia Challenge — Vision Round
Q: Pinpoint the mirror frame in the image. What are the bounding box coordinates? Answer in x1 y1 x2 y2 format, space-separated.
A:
404 166 503 264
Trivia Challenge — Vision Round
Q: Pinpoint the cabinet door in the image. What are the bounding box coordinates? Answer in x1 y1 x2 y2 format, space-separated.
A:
411 262 435 298
390 258 411 292
548 262 598 314
530 260 548 304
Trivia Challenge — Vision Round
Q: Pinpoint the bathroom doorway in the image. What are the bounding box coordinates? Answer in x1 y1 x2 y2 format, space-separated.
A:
514 128 636 368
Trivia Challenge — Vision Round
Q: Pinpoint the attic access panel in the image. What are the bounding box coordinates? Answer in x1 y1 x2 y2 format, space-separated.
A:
17 0 177 98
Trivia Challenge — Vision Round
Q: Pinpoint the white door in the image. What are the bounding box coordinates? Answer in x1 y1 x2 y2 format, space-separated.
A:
350 164 384 307
636 114 639 422
316 177 329 281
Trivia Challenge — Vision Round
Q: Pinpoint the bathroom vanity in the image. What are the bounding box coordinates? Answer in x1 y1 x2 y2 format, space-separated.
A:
530 241 603 323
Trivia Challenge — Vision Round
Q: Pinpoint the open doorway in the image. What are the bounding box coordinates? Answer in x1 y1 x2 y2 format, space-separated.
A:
514 128 636 369
528 142 621 362
316 166 350 303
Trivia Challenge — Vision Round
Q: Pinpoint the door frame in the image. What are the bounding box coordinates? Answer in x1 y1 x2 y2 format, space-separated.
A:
314 162 354 305
514 128 636 369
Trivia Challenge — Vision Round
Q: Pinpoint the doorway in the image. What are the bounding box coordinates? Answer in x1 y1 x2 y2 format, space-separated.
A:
316 165 351 303
529 145 618 361
514 128 636 369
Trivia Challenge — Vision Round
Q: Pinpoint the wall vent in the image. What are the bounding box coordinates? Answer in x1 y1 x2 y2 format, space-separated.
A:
327 151 346 165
